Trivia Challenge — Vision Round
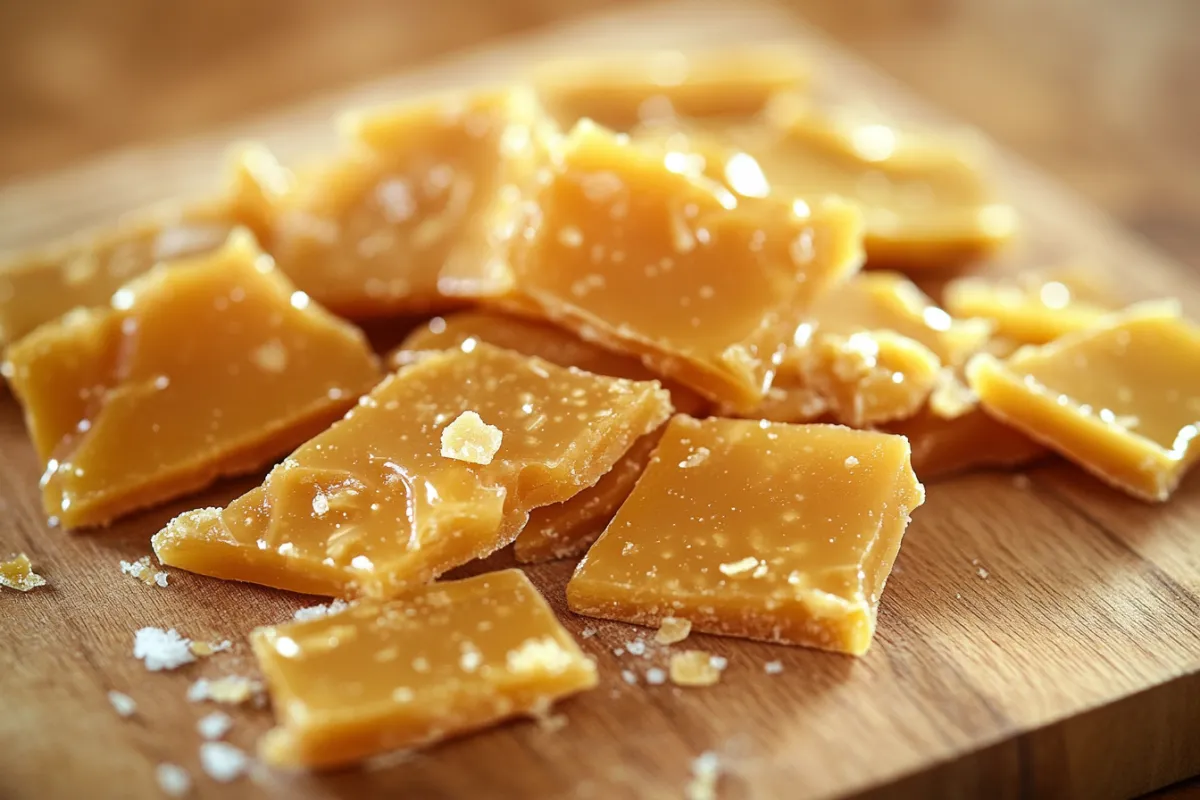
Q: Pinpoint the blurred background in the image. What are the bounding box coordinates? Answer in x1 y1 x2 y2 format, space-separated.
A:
0 0 1196 272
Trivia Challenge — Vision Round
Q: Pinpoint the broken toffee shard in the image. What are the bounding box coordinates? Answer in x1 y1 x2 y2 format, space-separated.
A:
568 416 924 656
153 342 672 598
251 569 597 769
3 229 380 529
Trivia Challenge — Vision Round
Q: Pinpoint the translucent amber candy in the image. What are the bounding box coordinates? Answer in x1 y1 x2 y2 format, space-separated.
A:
252 569 597 769
253 87 553 318
633 95 1016 270
3 230 380 529
567 416 925 656
741 272 989 427
504 121 864 412
0 553 47 591
944 269 1118 345
887 405 1046 480
392 311 706 563
967 302 1200 501
0 146 276 346
153 343 672 598
533 48 809 131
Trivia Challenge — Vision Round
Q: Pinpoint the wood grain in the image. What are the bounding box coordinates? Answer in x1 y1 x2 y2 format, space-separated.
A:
2 2 1199 798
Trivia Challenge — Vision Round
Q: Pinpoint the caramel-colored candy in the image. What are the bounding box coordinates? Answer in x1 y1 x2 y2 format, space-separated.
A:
967 302 1200 501
944 270 1117 345
518 430 661 563
391 311 706 563
252 569 597 769
887 405 1046 480
0 147 274 347
390 311 706 414
505 121 864 411
153 343 672 598
812 272 992 367
3 230 380 529
534 49 809 131
743 273 988 426
567 416 925 656
258 88 551 318
635 97 1016 270
0 553 47 592
789 331 940 427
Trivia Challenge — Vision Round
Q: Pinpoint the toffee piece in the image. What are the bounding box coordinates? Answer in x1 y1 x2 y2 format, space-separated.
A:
967 302 1200 501
153 343 672 597
252 569 597 769
3 230 381 529
567 416 924 656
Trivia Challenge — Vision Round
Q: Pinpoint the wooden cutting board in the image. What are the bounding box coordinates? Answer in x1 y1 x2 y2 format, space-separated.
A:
2 2 1198 798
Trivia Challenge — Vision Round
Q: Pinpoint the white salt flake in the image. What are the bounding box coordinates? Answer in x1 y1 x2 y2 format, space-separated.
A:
621 669 638 685
686 751 722 800
107 690 137 717
764 660 784 675
678 446 711 469
293 598 349 621
199 741 249 783
155 763 192 797
187 676 263 705
625 639 646 656
197 711 233 740
645 667 667 685
133 627 196 671
718 556 759 576
845 455 860 468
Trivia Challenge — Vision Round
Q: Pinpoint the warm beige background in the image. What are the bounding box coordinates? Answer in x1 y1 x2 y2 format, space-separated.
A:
0 0 1196 274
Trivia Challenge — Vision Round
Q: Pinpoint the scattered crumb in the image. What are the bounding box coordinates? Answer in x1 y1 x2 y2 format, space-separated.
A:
107 690 137 717
199 741 250 783
763 660 784 675
612 647 625 657
189 639 233 657
363 749 416 771
293 598 349 622
440 410 502 465
187 676 263 705
844 455 859 468
134 627 196 671
120 556 168 588
625 639 646 656
536 713 568 733
197 711 233 740
579 627 596 639
0 552 47 592
621 669 638 685
1012 473 1032 490
655 617 692 645
686 751 722 800
669 651 726 687
645 667 667 685
971 558 990 580
155 763 192 797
